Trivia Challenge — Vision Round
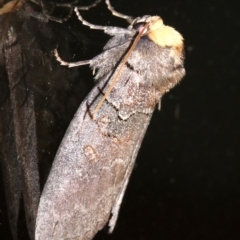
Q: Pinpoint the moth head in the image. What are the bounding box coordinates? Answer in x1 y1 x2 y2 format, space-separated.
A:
131 15 183 52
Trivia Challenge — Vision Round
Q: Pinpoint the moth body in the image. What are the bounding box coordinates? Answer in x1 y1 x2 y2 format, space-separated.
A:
36 11 185 240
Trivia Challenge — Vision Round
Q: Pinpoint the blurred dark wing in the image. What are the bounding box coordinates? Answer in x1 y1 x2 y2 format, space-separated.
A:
0 16 40 240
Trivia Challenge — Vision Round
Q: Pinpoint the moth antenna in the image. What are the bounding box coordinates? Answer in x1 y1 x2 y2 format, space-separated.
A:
105 0 134 23
54 49 91 68
93 22 150 119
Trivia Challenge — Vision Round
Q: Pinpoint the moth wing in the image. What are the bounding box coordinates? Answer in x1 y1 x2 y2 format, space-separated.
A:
108 111 153 233
35 81 154 240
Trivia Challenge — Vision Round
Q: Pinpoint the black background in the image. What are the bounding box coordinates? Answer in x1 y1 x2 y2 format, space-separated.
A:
0 0 240 239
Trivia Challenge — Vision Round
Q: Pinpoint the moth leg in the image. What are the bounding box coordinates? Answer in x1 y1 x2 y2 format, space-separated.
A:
54 49 91 68
74 8 133 36
105 0 134 23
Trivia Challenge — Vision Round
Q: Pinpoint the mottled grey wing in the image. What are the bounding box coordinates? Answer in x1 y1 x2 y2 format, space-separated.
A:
35 66 155 240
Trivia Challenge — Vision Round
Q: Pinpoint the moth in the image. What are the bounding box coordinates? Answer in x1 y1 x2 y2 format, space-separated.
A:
35 1 185 239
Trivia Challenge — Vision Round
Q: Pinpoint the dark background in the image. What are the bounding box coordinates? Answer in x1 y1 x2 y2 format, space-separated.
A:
0 0 239 239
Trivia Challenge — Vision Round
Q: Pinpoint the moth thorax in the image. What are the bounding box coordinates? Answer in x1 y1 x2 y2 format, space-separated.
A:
147 16 184 54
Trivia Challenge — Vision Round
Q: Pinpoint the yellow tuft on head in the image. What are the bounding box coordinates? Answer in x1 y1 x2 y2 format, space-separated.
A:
147 16 183 49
